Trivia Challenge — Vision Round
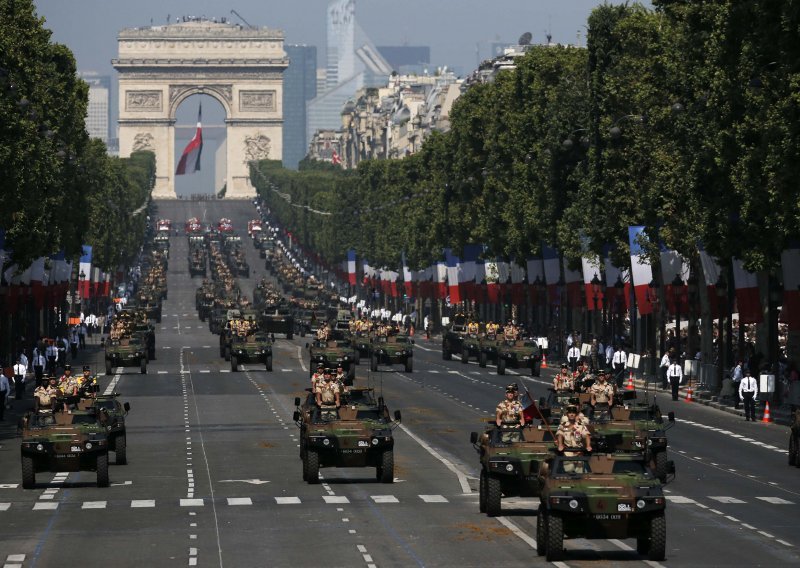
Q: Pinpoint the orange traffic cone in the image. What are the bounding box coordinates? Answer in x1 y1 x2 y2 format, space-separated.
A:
541 353 548 369
762 401 773 423
626 371 635 391
685 386 693 403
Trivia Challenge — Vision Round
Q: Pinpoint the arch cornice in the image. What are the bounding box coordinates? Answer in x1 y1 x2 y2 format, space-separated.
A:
169 84 232 119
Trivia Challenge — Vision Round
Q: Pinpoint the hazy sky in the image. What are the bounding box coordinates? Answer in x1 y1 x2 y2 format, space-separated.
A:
33 0 648 194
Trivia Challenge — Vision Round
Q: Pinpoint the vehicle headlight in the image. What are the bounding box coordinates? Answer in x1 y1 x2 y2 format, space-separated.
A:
107 426 113 432
637 499 646 509
633 440 644 448
85 442 93 449
646 439 653 446
372 438 379 445
569 499 579 510
322 438 331 446
36 444 44 451
505 463 514 472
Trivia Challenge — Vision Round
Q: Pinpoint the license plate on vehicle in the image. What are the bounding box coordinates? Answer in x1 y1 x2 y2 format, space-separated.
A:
358 440 369 447
70 446 82 452
57 453 78 458
592 514 622 520
617 503 632 512
341 449 364 454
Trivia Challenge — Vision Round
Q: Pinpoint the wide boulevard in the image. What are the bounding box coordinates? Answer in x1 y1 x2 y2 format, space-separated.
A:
0 200 797 568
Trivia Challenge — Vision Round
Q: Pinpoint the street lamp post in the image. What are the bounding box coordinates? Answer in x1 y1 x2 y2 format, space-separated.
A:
715 274 728 392
647 280 660 381
672 273 684 355
532 275 545 335
613 276 625 346
590 274 601 338
687 272 699 359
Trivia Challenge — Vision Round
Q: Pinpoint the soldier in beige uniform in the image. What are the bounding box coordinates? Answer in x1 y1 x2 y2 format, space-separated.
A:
590 370 615 418
554 364 574 393
495 384 525 442
315 372 341 418
557 406 592 472
310 364 325 391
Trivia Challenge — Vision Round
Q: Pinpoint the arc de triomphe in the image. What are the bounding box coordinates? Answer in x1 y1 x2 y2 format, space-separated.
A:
113 20 287 198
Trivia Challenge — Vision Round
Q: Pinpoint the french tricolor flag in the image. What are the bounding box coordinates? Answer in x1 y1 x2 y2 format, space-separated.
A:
461 244 483 302
176 104 203 175
660 244 689 315
435 261 448 299
628 226 654 315
603 245 631 312
698 243 722 318
781 245 800 330
401 252 413 298
78 245 92 297
542 244 561 305
526 257 544 305
562 257 583 307
445 250 462 304
346 249 357 286
732 258 762 324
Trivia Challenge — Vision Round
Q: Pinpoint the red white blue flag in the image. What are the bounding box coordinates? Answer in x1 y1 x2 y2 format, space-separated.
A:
176 104 203 175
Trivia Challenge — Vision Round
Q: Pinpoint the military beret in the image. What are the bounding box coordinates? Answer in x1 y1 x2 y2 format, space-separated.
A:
83 365 91 371
505 384 518 392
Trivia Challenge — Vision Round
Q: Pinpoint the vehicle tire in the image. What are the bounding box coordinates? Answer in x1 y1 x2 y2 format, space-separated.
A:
21 455 35 489
115 435 128 465
354 351 360 365
287 331 294 340
646 513 667 561
156 314 162 323
300 328 306 338
371 356 378 372
479 470 487 513
443 346 452 361
200 312 205 322
654 451 668 482
96 453 110 487
545 513 564 561
105 360 112 376
378 450 394 483
498 358 506 375
532 361 541 377
486 475 502 517
224 347 231 362
789 433 799 466
140 360 147 374
231 356 238 372
305 450 320 484
536 511 546 556
404 358 413 373
479 352 487 368
266 356 273 372
461 349 469 364
149 348 156 361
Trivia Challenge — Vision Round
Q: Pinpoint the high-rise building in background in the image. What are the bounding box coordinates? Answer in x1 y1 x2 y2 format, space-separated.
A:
79 71 111 145
376 46 431 74
307 0 392 144
283 45 318 170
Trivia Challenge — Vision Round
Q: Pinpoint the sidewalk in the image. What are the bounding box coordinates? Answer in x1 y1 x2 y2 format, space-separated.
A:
629 374 794 426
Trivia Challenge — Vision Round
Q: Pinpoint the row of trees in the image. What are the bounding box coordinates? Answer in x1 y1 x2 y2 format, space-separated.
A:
252 1 800 277
0 0 153 271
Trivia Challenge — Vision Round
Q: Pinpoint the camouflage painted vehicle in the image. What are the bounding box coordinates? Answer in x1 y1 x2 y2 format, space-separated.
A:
208 307 231 335
478 336 502 368
307 334 357 383
260 306 294 339
470 424 556 516
459 334 482 364
536 453 670 561
78 394 131 465
293 308 324 338
369 334 414 373
789 409 800 467
293 389 401 484
20 409 111 488
189 250 206 277
219 311 259 359
105 335 147 374
496 339 542 376
229 333 273 372
591 404 676 482
351 332 371 362
441 313 469 361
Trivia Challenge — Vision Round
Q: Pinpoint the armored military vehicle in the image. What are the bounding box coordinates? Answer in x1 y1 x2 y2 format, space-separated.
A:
369 334 414 373
229 333 273 372
441 313 469 361
20 409 111 488
78 394 131 465
294 389 401 484
536 452 670 561
496 339 542 376
470 423 556 516
189 249 206 278
459 333 482 364
104 335 147 375
307 333 357 383
260 305 294 339
788 409 799 467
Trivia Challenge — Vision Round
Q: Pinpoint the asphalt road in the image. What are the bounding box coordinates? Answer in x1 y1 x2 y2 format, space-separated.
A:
0 199 797 568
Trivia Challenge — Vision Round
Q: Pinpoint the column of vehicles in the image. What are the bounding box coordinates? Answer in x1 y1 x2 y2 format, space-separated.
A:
443 313 543 376
470 385 676 561
103 246 166 374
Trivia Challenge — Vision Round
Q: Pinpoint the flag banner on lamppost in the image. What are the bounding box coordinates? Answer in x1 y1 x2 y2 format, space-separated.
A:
732 258 762 324
542 244 561 305
461 244 483 302
444 249 462 304
526 257 544 305
660 243 690 316
602 244 631 311
698 242 722 319
562 257 583 307
628 226 654 315
347 249 357 286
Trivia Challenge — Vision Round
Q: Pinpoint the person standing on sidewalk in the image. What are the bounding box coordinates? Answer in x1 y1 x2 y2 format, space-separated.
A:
667 358 683 401
612 346 627 389
32 351 46 386
739 369 759 421
660 351 672 390
12 358 26 401
731 360 744 409
0 370 9 420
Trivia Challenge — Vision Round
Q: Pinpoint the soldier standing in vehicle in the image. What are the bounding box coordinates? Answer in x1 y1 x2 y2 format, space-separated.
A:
590 370 614 417
495 384 526 428
557 406 592 472
467 319 480 335
315 372 341 413
554 365 574 393
311 364 325 390
334 365 348 392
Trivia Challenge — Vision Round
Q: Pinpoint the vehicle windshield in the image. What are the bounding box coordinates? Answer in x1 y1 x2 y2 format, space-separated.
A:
71 414 100 425
94 401 116 411
357 410 385 421
629 410 658 421
612 460 647 475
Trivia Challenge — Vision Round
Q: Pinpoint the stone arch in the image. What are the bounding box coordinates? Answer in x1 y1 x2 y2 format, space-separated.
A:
169 84 233 121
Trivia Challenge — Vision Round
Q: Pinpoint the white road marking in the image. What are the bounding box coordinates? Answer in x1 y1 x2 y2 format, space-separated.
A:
82 501 106 509
226 498 252 506
131 500 155 508
323 496 350 504
419 495 448 503
397 423 471 494
709 496 746 504
0 504 11 511
0 484 19 489
32 503 58 511
158 370 168 374
756 496 794 504
103 368 122 396
180 499 204 507
666 496 696 504
6 555 25 562
370 495 399 503
295 345 308 372
275 497 301 504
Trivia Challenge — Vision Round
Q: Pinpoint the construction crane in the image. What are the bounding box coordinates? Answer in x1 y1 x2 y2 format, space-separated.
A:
230 9 255 29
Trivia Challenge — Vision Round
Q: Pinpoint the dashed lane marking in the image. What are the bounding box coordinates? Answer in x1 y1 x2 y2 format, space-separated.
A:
756 496 794 504
419 495 448 503
227 498 252 506
131 500 155 508
275 497 301 504
370 495 399 503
